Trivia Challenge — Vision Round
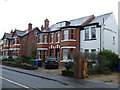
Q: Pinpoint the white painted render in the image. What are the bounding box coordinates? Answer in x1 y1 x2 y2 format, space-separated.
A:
80 13 118 54
103 13 118 54
80 25 101 53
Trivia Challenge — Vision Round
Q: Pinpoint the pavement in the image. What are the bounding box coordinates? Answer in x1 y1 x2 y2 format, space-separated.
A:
1 65 120 88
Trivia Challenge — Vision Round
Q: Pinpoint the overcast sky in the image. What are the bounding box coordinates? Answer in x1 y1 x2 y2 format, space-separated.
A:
0 0 119 38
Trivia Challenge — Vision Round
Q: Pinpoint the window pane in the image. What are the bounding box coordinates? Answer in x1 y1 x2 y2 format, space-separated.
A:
50 34 53 43
63 30 68 40
85 28 89 40
91 27 96 39
71 29 74 39
39 34 42 43
44 35 47 43
63 49 68 60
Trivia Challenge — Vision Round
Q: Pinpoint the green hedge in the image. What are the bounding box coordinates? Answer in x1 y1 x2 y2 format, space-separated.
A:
88 50 118 75
61 70 74 77
2 61 38 70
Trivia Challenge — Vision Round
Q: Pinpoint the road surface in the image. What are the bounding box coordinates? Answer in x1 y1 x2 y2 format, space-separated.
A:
1 68 74 88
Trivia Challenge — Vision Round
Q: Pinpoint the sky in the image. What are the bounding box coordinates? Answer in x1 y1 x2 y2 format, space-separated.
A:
0 0 119 38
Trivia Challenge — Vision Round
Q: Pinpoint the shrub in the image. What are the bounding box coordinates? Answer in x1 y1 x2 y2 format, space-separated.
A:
98 50 118 71
15 56 31 64
2 61 16 67
62 69 73 77
2 58 15 62
18 63 38 70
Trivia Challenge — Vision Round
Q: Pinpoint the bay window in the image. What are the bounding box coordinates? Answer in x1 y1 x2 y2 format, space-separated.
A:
63 30 68 40
39 34 42 43
70 29 74 39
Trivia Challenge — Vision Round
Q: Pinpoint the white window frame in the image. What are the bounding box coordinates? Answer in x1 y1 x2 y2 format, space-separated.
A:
39 34 42 43
50 33 53 43
91 27 96 39
44 35 47 43
85 28 89 40
63 30 68 40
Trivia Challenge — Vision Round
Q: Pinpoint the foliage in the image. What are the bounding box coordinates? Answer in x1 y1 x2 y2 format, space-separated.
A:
2 58 15 62
62 69 73 77
31 49 37 59
18 63 38 70
2 61 17 67
64 62 73 70
88 50 118 75
15 55 31 64
98 50 118 71
8 56 13 59
2 55 38 70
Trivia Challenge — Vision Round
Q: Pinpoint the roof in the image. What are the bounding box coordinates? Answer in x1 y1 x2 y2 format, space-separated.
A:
88 12 113 24
2 33 12 40
45 15 94 32
15 29 27 37
13 27 39 37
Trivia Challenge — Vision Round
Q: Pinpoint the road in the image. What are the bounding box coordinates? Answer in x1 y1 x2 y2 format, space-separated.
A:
1 68 74 89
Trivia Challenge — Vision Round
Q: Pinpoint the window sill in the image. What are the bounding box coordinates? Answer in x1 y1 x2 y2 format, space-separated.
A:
49 42 54 44
55 42 60 44
61 39 76 42
13 44 20 46
84 39 97 41
37 43 48 44
3 45 9 47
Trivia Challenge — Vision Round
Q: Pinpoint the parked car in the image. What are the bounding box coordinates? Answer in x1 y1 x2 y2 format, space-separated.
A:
45 57 59 69
0 55 9 60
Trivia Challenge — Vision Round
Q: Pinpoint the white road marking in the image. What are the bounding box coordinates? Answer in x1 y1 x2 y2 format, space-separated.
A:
0 76 30 88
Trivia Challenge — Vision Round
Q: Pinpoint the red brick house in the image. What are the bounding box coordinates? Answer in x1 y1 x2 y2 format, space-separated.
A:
2 23 40 57
36 16 94 62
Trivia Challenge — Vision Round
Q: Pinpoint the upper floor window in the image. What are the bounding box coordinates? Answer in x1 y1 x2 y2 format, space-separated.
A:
50 33 53 43
44 35 47 43
56 32 60 42
17 38 20 44
4 39 8 46
13 38 17 44
85 28 89 40
91 27 96 39
39 34 42 43
63 30 68 40
70 29 74 39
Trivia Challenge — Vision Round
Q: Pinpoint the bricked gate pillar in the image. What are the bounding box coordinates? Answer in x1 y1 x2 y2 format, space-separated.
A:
73 52 84 79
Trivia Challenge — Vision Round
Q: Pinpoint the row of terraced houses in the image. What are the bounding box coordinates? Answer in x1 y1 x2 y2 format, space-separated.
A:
1 12 118 62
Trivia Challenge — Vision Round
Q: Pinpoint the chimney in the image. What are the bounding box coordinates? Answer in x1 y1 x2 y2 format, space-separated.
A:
41 25 44 31
10 29 13 34
28 23 32 30
44 19 49 30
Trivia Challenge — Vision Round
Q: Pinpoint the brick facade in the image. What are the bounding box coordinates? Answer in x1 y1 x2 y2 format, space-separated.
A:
36 16 94 62
2 24 40 57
